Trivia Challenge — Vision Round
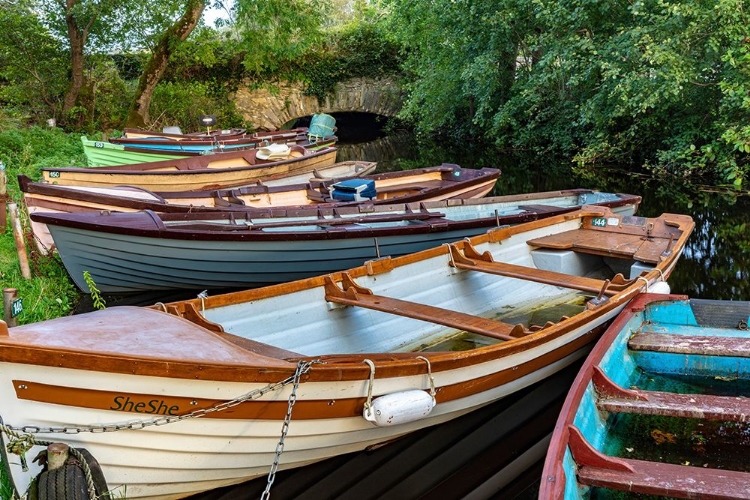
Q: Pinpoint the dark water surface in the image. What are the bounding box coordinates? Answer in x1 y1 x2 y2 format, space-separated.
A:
336 129 750 303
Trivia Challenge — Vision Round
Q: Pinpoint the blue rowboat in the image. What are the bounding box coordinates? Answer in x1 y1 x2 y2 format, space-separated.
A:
540 293 750 499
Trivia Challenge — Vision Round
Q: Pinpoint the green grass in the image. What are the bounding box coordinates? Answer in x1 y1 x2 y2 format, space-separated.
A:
0 125 84 326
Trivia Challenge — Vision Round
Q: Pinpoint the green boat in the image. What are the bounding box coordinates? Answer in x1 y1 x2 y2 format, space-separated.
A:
81 136 197 166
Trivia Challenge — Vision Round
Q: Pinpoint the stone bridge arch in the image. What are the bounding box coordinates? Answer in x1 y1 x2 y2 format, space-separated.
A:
232 77 402 131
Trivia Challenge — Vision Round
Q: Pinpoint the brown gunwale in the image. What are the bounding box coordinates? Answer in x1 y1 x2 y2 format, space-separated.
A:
10 327 601 421
0 209 694 384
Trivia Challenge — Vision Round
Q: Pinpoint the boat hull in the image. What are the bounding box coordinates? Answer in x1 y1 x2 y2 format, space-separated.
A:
82 137 196 166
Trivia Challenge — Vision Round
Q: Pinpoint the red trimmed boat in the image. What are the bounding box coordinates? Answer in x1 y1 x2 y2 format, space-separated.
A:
540 293 750 499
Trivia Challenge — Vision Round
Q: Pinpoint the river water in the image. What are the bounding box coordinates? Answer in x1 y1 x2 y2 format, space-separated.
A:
336 127 750 302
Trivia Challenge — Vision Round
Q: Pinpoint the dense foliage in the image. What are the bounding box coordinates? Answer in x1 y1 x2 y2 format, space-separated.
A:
385 0 750 185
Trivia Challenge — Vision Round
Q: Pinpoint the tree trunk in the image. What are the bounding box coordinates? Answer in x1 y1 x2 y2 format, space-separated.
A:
61 0 92 125
126 0 206 128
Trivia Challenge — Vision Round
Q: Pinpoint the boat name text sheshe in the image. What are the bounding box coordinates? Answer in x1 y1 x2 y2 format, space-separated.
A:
111 395 180 415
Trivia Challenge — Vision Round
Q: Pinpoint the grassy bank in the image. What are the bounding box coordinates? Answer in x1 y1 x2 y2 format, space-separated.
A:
0 126 83 325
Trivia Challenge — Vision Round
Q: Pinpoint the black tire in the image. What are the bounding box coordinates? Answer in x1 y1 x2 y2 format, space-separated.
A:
35 464 89 500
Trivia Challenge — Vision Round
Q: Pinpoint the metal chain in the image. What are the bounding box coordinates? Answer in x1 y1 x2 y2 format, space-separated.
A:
7 362 316 435
260 360 310 500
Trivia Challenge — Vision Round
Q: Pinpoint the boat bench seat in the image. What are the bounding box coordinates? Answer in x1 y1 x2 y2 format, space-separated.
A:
629 332 750 358
447 242 631 296
593 366 750 422
577 455 750 498
527 229 671 264
568 426 750 498
324 274 526 341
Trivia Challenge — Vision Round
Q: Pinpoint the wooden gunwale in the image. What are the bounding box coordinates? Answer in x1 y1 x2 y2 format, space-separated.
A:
538 293 691 499
0 210 694 384
8 327 601 421
26 190 641 244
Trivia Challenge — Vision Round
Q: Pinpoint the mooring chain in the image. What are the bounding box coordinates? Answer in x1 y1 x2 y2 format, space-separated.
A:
261 360 310 500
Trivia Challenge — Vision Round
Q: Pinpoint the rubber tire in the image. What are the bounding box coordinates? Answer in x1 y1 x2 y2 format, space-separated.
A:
35 464 89 500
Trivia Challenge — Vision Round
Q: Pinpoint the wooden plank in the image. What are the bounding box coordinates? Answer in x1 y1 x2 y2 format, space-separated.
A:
568 426 750 499
598 390 750 422
323 274 526 341
629 332 750 358
577 459 750 499
446 243 630 296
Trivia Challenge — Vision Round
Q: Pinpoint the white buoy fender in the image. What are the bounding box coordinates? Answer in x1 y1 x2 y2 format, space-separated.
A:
649 281 671 294
363 390 436 426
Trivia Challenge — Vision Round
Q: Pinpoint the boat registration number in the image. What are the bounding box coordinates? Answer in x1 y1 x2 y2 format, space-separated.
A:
591 217 619 227
48 171 60 178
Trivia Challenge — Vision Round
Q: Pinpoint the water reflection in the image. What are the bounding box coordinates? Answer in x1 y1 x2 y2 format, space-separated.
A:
338 131 750 301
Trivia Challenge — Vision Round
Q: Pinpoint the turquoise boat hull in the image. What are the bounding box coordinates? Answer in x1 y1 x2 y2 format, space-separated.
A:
541 294 750 499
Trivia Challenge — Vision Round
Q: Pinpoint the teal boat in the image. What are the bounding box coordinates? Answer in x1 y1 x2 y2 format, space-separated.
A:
81 136 195 166
540 293 750 499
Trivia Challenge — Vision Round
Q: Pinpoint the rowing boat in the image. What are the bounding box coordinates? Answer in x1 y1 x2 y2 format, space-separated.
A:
31 188 636 292
122 127 249 140
81 133 333 167
0 208 693 499
41 143 338 192
539 293 750 500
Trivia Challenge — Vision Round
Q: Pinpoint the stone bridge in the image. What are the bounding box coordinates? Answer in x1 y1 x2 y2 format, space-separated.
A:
232 77 403 131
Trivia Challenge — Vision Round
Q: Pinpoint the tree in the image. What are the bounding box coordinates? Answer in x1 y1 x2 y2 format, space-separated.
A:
0 0 68 120
385 0 750 182
126 0 207 127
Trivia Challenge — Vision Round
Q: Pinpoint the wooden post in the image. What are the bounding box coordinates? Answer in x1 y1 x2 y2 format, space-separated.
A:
46 443 70 470
8 203 31 279
0 161 6 233
3 288 18 328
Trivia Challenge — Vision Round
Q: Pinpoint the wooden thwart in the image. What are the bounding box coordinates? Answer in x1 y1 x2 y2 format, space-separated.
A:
446 242 632 296
324 273 527 341
629 332 750 358
593 367 750 422
569 426 750 499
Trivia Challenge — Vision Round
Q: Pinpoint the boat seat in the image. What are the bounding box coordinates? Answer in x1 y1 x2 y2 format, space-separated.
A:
593 366 750 422
526 229 673 264
324 273 527 341
629 332 750 357
446 242 633 296
568 426 750 498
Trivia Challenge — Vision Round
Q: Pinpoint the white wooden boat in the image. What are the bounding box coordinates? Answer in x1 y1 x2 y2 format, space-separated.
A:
0 208 693 499
32 189 636 292
40 144 338 192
